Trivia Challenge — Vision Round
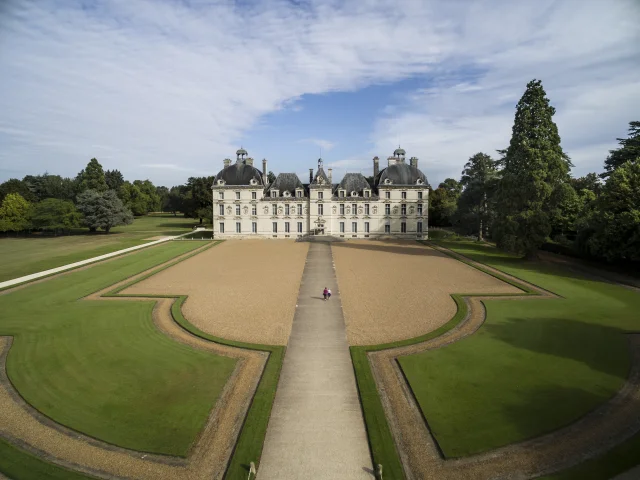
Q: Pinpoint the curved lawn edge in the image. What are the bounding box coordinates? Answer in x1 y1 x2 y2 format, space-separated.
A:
349 240 544 480
105 241 285 480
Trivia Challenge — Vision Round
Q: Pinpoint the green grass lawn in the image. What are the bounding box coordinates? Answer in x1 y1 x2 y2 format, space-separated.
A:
0 240 236 457
399 239 640 461
0 214 200 282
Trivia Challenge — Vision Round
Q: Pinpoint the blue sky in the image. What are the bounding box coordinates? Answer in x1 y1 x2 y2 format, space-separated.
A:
1 0 639 188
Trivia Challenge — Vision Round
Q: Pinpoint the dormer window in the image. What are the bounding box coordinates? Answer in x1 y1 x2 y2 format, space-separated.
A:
218 179 225 185
283 191 290 197
351 191 358 197
416 179 423 185
296 189 303 198
250 178 257 185
271 190 278 198
339 190 345 198
384 178 391 185
364 190 370 198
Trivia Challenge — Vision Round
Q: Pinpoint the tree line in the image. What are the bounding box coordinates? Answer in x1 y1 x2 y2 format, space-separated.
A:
0 158 220 235
429 79 639 264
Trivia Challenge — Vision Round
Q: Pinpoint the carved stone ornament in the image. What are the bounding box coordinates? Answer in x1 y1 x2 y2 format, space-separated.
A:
263 206 269 214
372 206 378 214
393 206 399 214
317 176 325 185
226 206 232 214
409 206 415 214
345 207 351 214
304 208 309 214
243 206 249 214
277 207 283 215
332 206 337 214
358 207 363 214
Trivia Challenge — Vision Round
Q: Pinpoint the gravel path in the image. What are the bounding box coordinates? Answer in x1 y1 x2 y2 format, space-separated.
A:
368 243 640 479
125 240 308 345
332 240 519 346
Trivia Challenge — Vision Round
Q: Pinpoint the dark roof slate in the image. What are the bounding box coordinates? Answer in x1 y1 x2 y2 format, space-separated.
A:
375 163 428 186
214 162 264 186
269 173 305 195
311 167 330 185
334 173 371 195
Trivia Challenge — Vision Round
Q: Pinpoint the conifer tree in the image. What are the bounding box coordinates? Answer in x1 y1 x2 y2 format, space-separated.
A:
78 158 108 192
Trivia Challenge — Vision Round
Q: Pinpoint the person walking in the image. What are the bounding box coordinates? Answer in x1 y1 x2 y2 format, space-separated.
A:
323 287 328 300
327 288 332 300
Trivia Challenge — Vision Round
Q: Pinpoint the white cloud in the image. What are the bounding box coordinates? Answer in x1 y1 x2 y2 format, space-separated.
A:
299 138 336 152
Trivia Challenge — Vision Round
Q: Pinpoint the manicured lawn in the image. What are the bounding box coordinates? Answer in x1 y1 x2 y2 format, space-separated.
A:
399 239 640 459
0 214 199 282
0 241 236 456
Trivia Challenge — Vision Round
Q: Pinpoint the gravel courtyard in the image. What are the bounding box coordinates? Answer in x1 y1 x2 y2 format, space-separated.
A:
124 240 309 345
332 240 520 345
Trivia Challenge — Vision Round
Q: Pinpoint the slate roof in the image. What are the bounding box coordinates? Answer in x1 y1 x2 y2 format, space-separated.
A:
334 173 371 196
375 163 428 186
214 161 264 186
268 173 305 196
311 167 330 186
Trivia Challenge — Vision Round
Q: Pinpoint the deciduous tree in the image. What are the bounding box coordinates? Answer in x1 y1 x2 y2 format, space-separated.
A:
458 153 500 240
31 198 81 234
0 193 32 232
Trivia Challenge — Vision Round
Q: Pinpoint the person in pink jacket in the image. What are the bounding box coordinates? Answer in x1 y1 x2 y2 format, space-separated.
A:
323 287 328 300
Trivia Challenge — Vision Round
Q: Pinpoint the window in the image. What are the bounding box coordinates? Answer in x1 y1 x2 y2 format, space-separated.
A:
364 190 370 198
401 222 407 233
285 222 290 233
364 204 369 215
318 204 323 215
297 190 302 198
252 206 257 215
219 223 225 233
252 222 257 233
272 204 277 215
352 222 357 233
418 191 423 200
352 204 357 214
340 204 345 215
272 222 278 233
236 191 241 200
236 222 241 233
285 204 290 215
297 204 302 215
417 204 422 215
385 191 390 199
340 190 345 198
219 192 224 199
318 191 323 200
401 204 406 215
385 224 390 234
364 222 370 233
236 205 241 215
297 222 303 233
385 204 390 215
252 191 257 199
417 222 423 233
340 222 345 233
402 191 407 199
271 190 277 198
219 205 224 216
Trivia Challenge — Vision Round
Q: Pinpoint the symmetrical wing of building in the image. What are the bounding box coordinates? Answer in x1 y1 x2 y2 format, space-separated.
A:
212 148 429 239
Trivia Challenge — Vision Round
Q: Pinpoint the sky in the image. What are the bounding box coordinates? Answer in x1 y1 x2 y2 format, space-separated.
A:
1 0 639 188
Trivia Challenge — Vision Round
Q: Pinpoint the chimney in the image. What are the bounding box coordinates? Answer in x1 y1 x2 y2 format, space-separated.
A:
309 168 314 183
388 156 397 167
328 168 332 184
223 158 231 168
262 159 268 185
246 157 254 166
373 156 379 178
410 157 418 168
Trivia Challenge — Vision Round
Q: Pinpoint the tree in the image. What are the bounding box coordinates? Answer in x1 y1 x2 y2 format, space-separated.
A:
267 171 276 184
569 173 602 196
429 179 461 227
31 199 81 234
156 186 169 212
185 176 214 224
166 186 188 216
0 178 36 203
77 158 108 192
0 193 32 233
23 174 77 203
105 169 125 191
493 79 572 258
603 121 640 176
76 189 133 233
133 180 161 212
458 153 500 240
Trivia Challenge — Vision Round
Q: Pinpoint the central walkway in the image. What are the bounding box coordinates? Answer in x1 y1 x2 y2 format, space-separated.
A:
257 242 373 479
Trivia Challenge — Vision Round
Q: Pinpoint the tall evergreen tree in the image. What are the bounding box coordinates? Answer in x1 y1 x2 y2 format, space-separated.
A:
494 79 572 257
105 169 125 191
77 158 108 192
603 121 640 176
458 152 500 240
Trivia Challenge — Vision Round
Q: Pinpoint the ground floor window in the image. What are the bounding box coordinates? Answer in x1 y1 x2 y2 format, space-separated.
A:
385 224 390 233
401 222 407 233
417 222 423 233
252 222 257 233
297 222 303 233
273 222 277 233
352 222 357 233
340 222 345 233
236 222 241 233
285 222 290 233
364 222 369 233
219 223 225 233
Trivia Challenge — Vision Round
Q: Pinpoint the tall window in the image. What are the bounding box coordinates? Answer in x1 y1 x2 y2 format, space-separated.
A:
272 204 277 215
219 192 224 200
236 191 241 200
401 222 407 233
340 191 345 198
252 222 257 233
385 204 390 215
417 222 423 233
297 204 302 215
352 222 357 233
236 205 241 215
285 222 290 233
297 190 302 198
385 191 390 199
271 190 277 198
418 191 423 200
364 222 370 233
318 191 323 199
417 204 422 215
401 204 406 215
364 190 370 198
297 222 303 233
385 224 390 233
272 222 278 233
340 222 345 233
318 204 323 215
352 204 357 214
340 204 345 215
252 206 257 215
402 191 407 199
219 205 224 216
252 191 257 199
364 204 369 215
285 204 290 215
236 222 241 233
219 223 225 233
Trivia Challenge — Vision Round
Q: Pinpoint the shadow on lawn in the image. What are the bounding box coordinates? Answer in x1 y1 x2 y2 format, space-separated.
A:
483 317 630 380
